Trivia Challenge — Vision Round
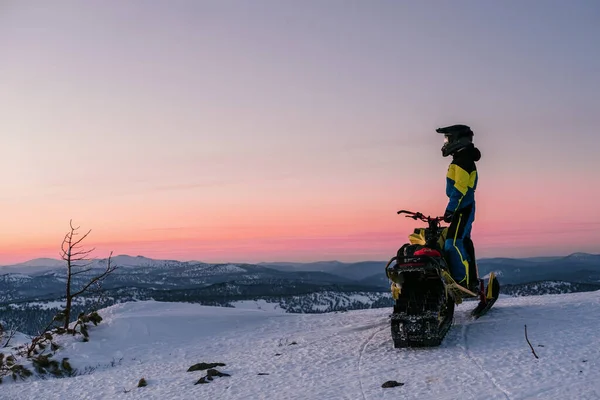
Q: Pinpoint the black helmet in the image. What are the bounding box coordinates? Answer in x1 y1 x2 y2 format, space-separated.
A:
436 124 474 157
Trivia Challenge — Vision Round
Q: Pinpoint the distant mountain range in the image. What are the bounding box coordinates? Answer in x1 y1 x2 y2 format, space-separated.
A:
259 253 600 286
0 255 383 304
476 252 600 284
1 252 599 304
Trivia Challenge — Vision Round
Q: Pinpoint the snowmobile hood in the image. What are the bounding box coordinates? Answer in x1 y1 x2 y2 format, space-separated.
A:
454 144 481 162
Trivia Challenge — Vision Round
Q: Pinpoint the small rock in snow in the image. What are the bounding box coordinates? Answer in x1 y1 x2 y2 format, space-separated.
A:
187 362 226 372
382 380 404 388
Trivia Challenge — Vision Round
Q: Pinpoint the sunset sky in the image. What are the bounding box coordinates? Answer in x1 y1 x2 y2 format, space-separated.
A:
1 1 599 264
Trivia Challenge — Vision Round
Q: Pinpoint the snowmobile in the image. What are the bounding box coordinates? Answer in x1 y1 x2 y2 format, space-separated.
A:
385 209 500 348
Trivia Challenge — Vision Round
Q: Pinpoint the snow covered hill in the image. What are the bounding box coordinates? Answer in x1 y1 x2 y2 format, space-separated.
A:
1 291 599 399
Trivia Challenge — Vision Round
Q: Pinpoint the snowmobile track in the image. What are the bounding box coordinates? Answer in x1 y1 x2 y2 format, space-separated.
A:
358 325 389 400
462 323 512 400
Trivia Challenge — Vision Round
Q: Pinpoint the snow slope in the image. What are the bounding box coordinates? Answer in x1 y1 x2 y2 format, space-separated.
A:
1 291 599 400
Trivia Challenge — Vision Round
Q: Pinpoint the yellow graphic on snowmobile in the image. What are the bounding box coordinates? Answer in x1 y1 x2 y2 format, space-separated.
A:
408 227 448 249
390 282 401 300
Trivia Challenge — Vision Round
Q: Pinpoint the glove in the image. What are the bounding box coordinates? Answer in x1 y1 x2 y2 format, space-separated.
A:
443 210 454 223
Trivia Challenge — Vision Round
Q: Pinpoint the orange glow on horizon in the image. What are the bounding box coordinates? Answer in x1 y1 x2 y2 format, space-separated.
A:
2 216 599 265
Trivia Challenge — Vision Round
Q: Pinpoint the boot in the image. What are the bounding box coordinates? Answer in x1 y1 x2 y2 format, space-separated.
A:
468 276 481 294
464 237 480 291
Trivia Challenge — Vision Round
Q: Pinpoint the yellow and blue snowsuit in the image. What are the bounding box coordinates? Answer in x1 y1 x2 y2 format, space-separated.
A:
444 144 481 287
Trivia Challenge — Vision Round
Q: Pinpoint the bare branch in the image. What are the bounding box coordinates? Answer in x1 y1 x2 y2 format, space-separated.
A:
26 316 62 357
71 264 117 298
70 248 96 257
60 232 72 258
70 257 95 266
71 228 92 248
524 325 539 359
2 330 16 348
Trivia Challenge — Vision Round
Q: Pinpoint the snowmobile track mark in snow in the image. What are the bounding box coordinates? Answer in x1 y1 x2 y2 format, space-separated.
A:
462 323 512 400
358 325 389 400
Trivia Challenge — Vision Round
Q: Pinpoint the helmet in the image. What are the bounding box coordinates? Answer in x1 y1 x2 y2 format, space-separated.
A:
436 124 474 157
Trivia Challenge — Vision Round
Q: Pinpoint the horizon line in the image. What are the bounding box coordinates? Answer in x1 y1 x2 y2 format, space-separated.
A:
2 251 599 267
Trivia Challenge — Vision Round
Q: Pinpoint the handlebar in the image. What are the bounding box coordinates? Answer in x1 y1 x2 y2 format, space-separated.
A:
397 210 444 223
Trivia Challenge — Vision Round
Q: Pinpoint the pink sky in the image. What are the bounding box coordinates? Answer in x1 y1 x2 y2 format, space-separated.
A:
1 1 600 265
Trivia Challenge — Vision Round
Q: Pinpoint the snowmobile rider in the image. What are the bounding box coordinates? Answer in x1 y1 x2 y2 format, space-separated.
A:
437 124 481 293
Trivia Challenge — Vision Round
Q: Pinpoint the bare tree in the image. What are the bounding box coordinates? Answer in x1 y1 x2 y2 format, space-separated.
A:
59 220 117 331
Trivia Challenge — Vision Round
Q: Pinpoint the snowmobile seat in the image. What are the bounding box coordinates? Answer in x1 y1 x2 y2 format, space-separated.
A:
413 248 441 257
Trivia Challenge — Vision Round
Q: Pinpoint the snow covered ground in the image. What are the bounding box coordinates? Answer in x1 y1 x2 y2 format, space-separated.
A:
1 291 599 399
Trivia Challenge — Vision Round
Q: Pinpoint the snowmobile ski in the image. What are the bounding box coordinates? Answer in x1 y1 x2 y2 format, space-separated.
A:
470 272 500 319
